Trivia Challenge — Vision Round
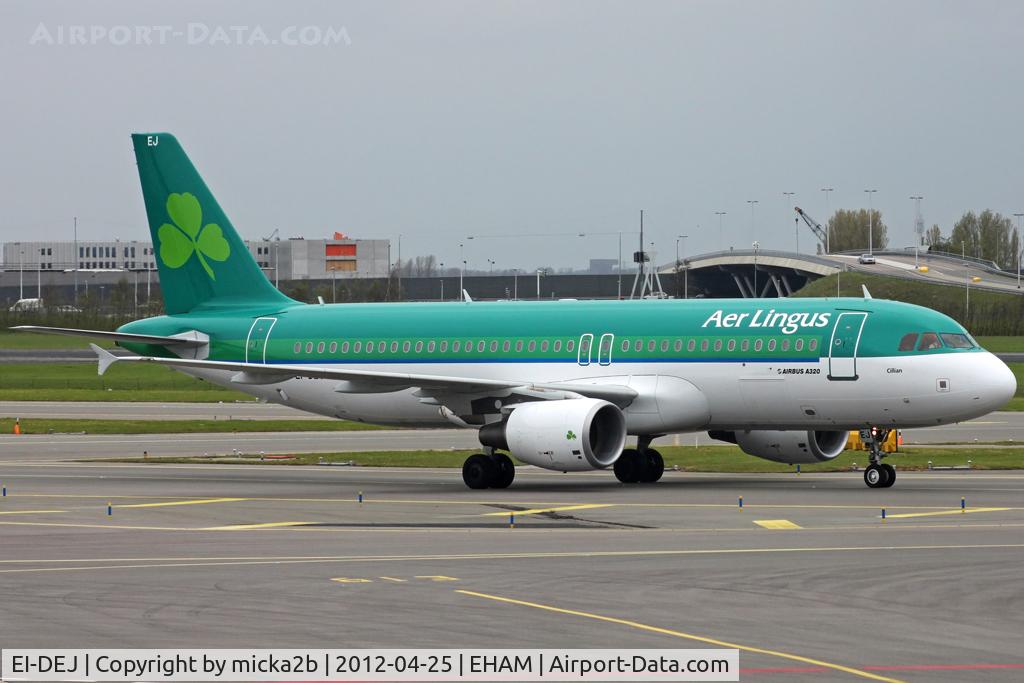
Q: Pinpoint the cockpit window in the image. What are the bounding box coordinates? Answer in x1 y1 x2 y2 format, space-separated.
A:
898 333 918 352
917 332 942 351
940 333 974 349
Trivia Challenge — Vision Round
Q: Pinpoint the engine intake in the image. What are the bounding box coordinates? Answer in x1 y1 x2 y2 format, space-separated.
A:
479 398 627 471
711 429 848 464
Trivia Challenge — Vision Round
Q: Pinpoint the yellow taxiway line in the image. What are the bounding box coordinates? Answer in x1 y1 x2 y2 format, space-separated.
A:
481 504 614 517
0 542 1023 575
456 590 903 683
0 510 66 515
203 521 310 531
114 497 248 509
885 507 1010 519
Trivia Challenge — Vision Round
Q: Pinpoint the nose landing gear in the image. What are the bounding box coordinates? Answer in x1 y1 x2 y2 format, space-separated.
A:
862 427 896 488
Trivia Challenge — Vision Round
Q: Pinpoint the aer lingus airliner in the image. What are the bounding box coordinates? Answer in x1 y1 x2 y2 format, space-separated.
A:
16 134 1017 489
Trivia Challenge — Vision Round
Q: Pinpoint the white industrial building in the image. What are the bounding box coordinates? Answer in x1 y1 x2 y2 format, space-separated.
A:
1 236 391 281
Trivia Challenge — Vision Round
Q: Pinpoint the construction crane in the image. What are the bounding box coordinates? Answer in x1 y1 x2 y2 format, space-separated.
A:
794 207 828 254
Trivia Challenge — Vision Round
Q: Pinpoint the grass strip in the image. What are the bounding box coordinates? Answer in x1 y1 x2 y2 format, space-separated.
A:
0 417 383 435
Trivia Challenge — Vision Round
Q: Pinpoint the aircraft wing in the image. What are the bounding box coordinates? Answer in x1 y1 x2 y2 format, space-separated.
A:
12 326 208 347
88 345 638 407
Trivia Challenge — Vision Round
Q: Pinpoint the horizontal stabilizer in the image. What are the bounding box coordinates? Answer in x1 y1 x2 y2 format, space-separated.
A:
10 326 207 347
89 343 121 376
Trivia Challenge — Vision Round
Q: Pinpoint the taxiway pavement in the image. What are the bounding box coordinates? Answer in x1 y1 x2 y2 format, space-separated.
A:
1 459 1023 681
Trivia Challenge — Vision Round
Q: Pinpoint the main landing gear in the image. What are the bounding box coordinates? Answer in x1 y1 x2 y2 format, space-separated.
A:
862 427 896 489
613 436 664 484
462 452 515 489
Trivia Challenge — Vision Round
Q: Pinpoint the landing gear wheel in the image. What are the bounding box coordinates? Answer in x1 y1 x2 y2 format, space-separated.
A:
864 463 891 489
641 449 664 483
880 463 896 488
490 453 515 489
463 454 496 489
614 449 641 483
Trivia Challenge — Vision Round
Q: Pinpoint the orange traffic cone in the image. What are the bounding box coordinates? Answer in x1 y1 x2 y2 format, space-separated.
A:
13 418 20 435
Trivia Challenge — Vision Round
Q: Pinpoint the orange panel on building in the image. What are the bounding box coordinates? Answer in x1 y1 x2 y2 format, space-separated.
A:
326 244 357 257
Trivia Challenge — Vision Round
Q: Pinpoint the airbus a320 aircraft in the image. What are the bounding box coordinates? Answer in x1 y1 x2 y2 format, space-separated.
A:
17 134 1017 489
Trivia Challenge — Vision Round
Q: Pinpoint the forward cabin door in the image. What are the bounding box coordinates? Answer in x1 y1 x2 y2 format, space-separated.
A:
245 317 277 364
828 312 867 380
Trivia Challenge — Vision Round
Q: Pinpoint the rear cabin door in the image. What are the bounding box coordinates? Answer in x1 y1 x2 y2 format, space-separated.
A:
245 317 277 364
828 312 867 380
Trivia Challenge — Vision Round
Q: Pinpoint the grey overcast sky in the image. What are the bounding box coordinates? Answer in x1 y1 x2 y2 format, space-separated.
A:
2 0 1022 271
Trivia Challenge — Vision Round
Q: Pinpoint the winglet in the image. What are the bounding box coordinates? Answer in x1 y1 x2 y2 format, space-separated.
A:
90 343 120 376
862 284 872 299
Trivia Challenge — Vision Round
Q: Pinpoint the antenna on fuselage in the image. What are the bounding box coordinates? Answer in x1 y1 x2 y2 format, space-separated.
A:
462 289 473 303
861 284 872 299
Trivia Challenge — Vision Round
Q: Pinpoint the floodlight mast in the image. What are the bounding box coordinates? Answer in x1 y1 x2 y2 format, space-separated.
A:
794 207 828 254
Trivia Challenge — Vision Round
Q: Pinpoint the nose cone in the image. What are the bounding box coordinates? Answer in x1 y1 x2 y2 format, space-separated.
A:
982 353 1017 411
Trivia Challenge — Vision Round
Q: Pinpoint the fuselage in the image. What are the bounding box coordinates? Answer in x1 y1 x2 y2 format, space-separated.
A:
119 296 1016 434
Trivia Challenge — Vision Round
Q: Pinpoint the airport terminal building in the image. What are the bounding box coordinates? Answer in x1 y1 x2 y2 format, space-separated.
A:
1 235 391 281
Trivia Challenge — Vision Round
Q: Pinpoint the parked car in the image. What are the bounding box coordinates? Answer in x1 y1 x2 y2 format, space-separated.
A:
8 298 43 312
858 253 876 265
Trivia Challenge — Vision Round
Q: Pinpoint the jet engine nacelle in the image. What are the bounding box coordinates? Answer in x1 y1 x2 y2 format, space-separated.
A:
479 398 627 471
711 429 848 464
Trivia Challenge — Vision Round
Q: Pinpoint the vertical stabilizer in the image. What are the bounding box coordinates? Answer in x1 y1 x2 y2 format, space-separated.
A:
131 133 296 314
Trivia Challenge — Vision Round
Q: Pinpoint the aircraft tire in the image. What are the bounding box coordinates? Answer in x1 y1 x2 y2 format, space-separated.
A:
864 464 889 488
614 449 641 483
641 449 664 483
881 463 896 488
490 453 516 489
463 454 497 489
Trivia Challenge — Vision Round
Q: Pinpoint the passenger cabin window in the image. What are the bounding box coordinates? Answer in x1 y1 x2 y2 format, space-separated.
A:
329 342 337 354
918 333 942 351
353 341 362 353
554 340 562 352
416 341 424 353
898 333 918 352
403 341 411 353
567 339 575 352
515 340 524 352
541 340 549 352
621 340 630 352
341 342 350 353
293 342 301 354
390 341 399 353
940 333 973 349
428 341 437 353
305 342 314 354
439 341 448 352
635 340 643 352
317 342 325 353
453 341 461 352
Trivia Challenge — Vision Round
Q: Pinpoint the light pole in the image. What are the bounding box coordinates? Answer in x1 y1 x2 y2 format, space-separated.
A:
512 268 519 300
73 216 78 305
746 200 759 242
18 245 23 300
459 242 464 300
715 212 726 251
820 188 834 253
536 268 544 300
783 192 795 251
864 189 878 254
910 195 924 246
438 261 445 301
487 259 495 274
752 241 760 298
676 234 688 299
1013 213 1023 289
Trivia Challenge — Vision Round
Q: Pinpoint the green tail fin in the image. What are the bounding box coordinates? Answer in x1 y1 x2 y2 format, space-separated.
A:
131 133 296 314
